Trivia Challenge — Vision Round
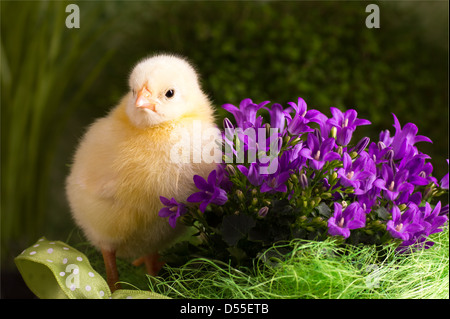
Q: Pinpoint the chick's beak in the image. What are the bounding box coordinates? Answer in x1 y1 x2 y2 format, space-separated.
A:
135 87 156 112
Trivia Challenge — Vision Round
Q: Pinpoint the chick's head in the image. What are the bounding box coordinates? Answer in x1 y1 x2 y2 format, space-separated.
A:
126 54 208 128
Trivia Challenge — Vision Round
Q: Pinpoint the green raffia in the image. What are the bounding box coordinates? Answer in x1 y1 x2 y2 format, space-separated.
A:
145 227 448 299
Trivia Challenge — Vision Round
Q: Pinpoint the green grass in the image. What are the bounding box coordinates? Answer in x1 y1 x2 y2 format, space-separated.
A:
76 226 449 299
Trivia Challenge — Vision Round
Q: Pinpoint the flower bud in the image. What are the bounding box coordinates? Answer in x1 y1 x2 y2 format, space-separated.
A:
330 126 337 139
226 164 236 176
223 118 235 140
265 123 271 137
223 117 234 129
372 220 382 226
385 149 394 161
377 141 386 151
290 137 301 146
329 171 338 183
288 181 294 191
284 134 291 145
312 216 323 224
258 206 269 218
251 198 258 206
352 137 370 155
321 192 332 199
290 173 299 183
299 173 308 189
299 215 307 222
235 190 244 201
439 205 449 216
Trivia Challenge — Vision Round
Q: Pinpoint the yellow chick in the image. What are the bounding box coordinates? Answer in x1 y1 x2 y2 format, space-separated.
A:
66 54 219 291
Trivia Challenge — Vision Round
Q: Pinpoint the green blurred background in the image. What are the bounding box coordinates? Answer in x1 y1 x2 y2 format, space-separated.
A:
1 0 448 297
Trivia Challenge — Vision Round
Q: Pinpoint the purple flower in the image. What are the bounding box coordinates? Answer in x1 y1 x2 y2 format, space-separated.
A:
379 129 394 148
400 154 437 186
386 205 424 241
328 202 366 238
395 202 448 251
389 114 432 161
326 108 371 146
217 164 233 191
222 99 269 129
237 162 263 186
158 197 187 228
286 142 306 169
300 132 340 170
368 140 392 165
187 170 228 212
421 202 448 236
373 163 414 201
286 98 325 135
288 111 314 135
337 152 376 191
260 152 291 193
264 103 288 131
356 187 380 213
260 172 291 193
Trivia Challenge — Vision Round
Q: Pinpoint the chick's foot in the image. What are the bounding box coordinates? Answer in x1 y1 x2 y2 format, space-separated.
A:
132 253 165 277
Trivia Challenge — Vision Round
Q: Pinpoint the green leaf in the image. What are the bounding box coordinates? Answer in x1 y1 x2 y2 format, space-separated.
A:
227 246 248 263
375 207 390 220
316 202 331 218
220 214 256 246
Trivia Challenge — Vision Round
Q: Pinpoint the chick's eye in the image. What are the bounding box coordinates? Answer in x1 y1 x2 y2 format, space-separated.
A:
165 89 175 98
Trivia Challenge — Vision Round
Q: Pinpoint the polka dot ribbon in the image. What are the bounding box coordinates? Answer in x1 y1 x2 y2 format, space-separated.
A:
15 237 170 299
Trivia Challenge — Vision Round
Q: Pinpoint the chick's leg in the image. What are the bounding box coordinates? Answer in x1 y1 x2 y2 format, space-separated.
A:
101 248 120 292
144 253 165 276
132 253 165 276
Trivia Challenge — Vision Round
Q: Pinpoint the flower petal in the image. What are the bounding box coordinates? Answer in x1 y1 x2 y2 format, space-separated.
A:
193 174 209 191
158 207 173 218
207 169 217 186
199 200 210 213
159 196 172 206
187 191 208 203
